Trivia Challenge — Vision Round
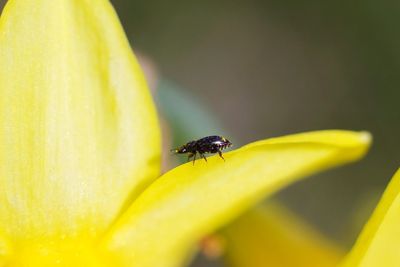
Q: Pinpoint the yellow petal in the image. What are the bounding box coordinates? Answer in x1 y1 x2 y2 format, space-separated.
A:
102 130 371 267
0 0 160 241
341 168 400 267
222 203 343 267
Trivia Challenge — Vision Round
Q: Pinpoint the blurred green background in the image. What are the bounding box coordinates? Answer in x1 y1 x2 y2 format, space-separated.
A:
1 1 399 266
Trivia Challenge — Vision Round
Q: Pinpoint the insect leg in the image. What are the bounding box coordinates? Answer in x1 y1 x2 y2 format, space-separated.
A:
200 153 207 162
187 153 194 162
192 153 197 165
218 150 225 161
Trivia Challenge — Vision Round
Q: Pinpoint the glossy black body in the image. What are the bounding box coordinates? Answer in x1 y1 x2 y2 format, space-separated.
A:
172 135 232 164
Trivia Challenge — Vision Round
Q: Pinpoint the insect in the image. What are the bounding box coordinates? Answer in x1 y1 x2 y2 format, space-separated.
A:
172 135 232 165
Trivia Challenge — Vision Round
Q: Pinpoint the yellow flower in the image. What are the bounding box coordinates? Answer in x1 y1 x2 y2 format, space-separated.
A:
0 0 371 267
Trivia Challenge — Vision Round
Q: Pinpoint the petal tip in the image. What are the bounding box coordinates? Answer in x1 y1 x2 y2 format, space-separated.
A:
359 131 372 145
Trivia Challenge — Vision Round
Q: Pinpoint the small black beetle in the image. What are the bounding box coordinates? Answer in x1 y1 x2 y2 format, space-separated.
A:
172 135 232 165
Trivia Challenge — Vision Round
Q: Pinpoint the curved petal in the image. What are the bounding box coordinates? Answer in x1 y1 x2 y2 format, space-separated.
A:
222 204 343 267
0 0 160 241
341 168 400 267
102 130 371 267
